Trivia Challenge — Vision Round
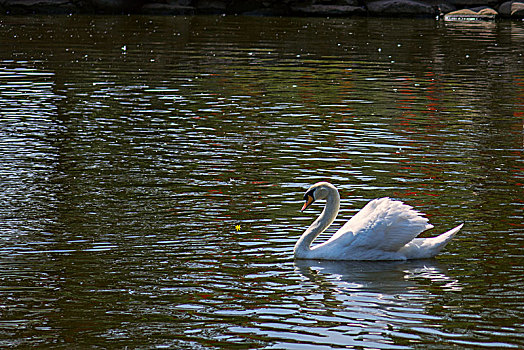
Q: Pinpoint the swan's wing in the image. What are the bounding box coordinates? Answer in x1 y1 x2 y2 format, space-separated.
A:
331 197 433 252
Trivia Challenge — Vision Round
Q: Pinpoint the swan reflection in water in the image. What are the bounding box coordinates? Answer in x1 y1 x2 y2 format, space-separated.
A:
275 259 465 348
294 258 462 294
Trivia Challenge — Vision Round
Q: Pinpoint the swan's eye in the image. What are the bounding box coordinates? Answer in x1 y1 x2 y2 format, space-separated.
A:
303 189 315 201
301 191 316 212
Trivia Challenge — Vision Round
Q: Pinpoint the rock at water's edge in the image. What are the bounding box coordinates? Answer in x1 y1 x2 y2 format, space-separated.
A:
366 0 437 16
90 0 145 13
194 0 227 14
498 1 524 17
1 0 78 14
444 7 498 20
291 4 365 16
1 0 524 18
140 3 195 15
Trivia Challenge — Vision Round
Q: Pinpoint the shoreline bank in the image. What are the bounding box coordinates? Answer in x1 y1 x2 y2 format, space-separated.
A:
0 0 523 19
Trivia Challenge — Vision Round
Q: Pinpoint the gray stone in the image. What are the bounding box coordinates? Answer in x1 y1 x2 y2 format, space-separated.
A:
228 0 271 14
498 1 524 18
227 0 288 16
0 0 78 14
168 0 192 5
444 7 497 20
89 0 145 12
140 3 195 15
291 4 365 16
366 0 437 16
437 3 456 15
313 0 360 5
195 0 227 14
447 0 498 6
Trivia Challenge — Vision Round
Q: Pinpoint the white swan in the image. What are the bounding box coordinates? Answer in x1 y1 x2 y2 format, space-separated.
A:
295 182 463 261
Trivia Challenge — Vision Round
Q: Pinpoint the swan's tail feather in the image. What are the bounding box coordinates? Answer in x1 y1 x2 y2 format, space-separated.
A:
399 223 464 259
433 223 464 247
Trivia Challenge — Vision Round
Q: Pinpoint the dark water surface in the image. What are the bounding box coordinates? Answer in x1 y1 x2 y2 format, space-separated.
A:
0 15 523 348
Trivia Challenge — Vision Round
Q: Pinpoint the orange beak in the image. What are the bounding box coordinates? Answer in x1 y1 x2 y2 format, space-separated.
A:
301 195 315 212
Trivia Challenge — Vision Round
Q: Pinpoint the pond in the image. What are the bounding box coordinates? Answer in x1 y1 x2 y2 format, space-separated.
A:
0 14 523 349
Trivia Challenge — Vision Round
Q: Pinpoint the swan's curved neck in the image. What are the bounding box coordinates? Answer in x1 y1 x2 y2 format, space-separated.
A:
295 188 340 258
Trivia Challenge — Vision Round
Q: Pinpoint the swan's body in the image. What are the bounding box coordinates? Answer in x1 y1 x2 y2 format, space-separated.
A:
295 182 463 261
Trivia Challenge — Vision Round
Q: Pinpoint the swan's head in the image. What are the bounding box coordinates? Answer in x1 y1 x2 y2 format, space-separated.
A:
301 182 336 211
